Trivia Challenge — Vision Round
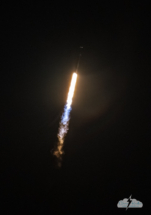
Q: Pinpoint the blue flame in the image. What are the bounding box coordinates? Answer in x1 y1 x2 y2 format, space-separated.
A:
61 104 72 125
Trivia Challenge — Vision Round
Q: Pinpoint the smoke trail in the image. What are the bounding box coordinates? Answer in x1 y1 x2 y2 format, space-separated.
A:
53 73 77 167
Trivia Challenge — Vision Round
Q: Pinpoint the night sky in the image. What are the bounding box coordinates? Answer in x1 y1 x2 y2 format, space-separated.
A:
1 2 150 214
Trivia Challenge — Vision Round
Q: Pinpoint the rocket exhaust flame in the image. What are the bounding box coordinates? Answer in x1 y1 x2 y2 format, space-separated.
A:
53 73 77 167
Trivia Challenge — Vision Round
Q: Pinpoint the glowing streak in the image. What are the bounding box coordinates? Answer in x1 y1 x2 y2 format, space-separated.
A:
53 73 77 166
67 73 77 109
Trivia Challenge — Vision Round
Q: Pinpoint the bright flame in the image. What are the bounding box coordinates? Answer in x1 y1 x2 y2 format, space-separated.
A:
53 73 77 166
66 73 77 109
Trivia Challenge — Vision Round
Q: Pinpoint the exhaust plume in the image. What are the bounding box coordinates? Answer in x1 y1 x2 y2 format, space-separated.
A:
53 73 77 167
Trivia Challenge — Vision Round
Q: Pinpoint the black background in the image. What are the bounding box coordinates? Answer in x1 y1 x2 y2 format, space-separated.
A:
1 2 150 214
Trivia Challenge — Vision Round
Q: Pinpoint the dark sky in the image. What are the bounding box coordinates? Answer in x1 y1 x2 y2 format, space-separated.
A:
1 2 150 214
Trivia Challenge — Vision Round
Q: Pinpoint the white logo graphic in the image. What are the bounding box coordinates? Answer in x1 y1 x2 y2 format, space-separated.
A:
117 195 143 210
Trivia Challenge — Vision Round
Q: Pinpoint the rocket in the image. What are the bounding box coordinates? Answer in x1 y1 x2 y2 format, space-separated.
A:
76 46 83 73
